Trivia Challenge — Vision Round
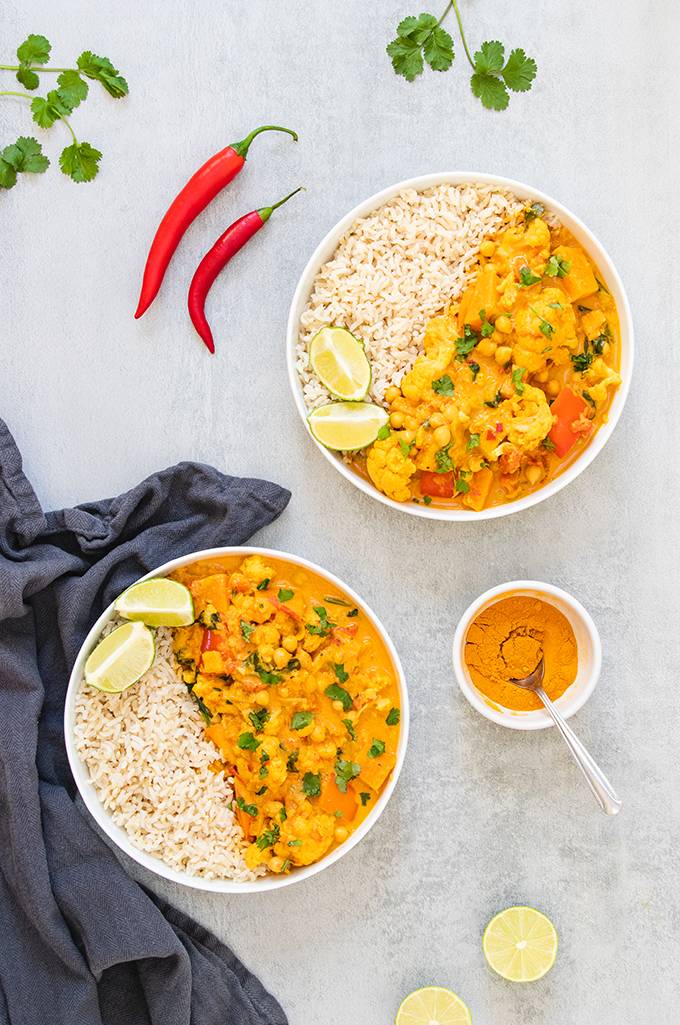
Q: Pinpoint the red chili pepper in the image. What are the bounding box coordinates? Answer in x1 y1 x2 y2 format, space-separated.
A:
188 187 303 353
201 629 214 652
134 124 298 319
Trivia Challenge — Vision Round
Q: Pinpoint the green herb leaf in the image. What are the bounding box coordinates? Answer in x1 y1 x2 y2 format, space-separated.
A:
347 608 359 617
467 433 480 450
335 758 361 792
256 824 280 850
455 476 470 494
291 711 313 731
342 717 357 740
236 796 258 817
334 663 349 683
423 25 455 72
368 738 386 759
256 785 268 795
59 141 102 183
17 34 51 66
399 438 415 458
435 444 454 474
468 361 481 381
360 792 371 806
240 619 254 641
31 90 72 128
256 578 270 590
280 807 287 822
455 325 479 358
502 48 538 92
377 425 391 441
288 838 302 847
432 374 454 396
544 254 571 278
473 40 505 74
530 306 555 338
286 750 299 773
570 349 595 373
470 71 509 111
479 310 494 337
16 67 40 90
76 50 129 97
307 606 336 637
385 707 400 726
485 390 503 408
423 495 432 505
249 708 270 733
387 14 454 81
0 136 49 190
56 70 88 109
519 265 541 287
302 771 321 798
512 367 526 394
325 682 353 711
524 202 545 222
278 588 294 602
542 436 557 451
238 731 261 751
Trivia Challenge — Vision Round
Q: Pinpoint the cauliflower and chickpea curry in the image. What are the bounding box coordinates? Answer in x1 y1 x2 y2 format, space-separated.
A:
171 555 401 875
356 204 621 509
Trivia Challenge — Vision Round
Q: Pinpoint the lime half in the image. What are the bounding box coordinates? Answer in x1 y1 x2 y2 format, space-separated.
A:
115 578 194 627
395 986 471 1025
85 621 155 693
483 906 558 982
309 327 371 400
308 401 388 451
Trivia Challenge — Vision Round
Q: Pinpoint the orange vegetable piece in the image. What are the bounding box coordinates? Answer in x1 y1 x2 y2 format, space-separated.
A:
548 387 588 457
232 776 256 838
420 471 454 498
462 467 494 511
318 776 358 821
553 245 598 302
458 265 498 331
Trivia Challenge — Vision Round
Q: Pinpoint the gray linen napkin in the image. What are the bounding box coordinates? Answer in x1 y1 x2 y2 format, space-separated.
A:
0 418 290 1025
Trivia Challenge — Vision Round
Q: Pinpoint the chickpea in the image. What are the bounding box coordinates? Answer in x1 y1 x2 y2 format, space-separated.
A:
428 411 446 428
334 826 349 843
415 426 428 448
495 314 512 334
535 369 549 383
259 644 275 662
282 634 298 653
385 385 400 402
547 379 560 397
477 338 497 357
273 647 289 669
404 415 419 431
268 856 285 873
254 690 270 707
303 632 322 653
525 464 543 485
479 240 496 257
432 425 451 448
494 346 512 365
311 725 326 743
332 700 344 712
442 400 457 420
390 411 405 429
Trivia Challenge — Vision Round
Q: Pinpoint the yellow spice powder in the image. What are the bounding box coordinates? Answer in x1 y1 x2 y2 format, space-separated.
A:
465 595 578 711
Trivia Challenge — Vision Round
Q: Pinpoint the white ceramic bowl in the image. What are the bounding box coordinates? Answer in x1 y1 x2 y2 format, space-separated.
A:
286 171 634 520
65 546 409 892
452 580 601 730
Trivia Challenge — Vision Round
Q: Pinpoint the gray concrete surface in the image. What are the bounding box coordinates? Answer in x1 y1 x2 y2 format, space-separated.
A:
3 1 679 1022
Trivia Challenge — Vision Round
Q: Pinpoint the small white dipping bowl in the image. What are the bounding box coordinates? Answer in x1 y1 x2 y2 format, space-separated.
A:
286 171 634 521
65 546 409 893
452 581 601 730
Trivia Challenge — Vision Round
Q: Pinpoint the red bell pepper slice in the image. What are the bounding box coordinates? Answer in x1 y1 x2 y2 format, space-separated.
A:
420 471 454 498
548 388 588 457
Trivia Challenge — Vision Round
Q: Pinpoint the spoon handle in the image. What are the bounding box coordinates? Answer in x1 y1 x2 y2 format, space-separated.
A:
535 687 622 816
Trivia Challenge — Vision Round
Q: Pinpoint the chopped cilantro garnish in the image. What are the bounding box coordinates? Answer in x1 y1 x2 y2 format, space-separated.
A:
435 444 454 473
359 792 371 806
519 265 541 287
455 324 479 359
467 433 480 450
286 750 299 773
256 824 280 850
479 310 494 337
302 771 321 798
377 425 391 441
342 718 357 740
335 758 361 792
368 738 386 759
277 588 294 602
570 344 595 372
512 367 526 394
291 711 313 731
544 254 571 278
280 859 291 872
288 838 302 847
325 682 353 711
485 390 503 408
306 606 335 637
238 731 261 751
246 652 282 686
385 707 400 726
423 495 432 505
280 806 287 822
334 663 349 683
530 306 555 337
197 604 221 629
432 374 454 396
582 390 596 406
255 785 268 796
259 764 269 778
399 438 415 458
347 608 359 617
236 796 258 817
256 578 270 590
240 619 254 641
524 201 545 222
542 436 557 451
468 361 481 381
248 708 270 733
455 476 470 494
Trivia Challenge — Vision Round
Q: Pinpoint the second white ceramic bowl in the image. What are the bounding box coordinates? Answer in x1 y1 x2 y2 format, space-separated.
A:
452 580 601 730
286 171 634 521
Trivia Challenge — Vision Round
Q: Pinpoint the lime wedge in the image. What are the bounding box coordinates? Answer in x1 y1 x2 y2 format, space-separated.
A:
308 401 388 451
483 906 558 982
114 578 194 627
84 622 155 693
395 986 471 1025
309 327 371 400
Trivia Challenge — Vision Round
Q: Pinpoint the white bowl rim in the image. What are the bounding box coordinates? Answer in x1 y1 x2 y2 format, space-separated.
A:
65 545 409 893
451 579 602 730
286 170 634 521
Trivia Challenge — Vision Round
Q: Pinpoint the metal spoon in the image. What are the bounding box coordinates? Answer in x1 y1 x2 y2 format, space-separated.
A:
510 658 622 816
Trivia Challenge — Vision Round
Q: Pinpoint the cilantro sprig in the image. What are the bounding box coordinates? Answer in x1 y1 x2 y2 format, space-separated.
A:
387 2 537 111
0 33 128 186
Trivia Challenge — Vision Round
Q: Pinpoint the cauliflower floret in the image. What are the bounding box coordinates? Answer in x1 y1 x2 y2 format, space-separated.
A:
400 314 456 401
583 357 622 404
513 287 577 371
503 384 554 452
366 434 417 502
240 555 275 585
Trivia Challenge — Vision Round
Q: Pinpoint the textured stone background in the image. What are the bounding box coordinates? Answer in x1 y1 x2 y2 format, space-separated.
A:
3 1 678 1022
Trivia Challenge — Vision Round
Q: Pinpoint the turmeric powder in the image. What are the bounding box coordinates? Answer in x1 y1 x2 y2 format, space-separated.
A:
465 596 577 711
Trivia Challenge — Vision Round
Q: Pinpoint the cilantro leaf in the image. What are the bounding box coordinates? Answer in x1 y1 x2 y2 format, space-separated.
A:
423 26 455 72
236 796 258 817
335 758 361 793
455 476 470 494
256 824 280 850
502 48 538 92
468 361 481 381
485 390 503 408
519 265 541 287
0 160 17 190
302 771 321 798
306 606 335 637
473 40 505 74
530 306 555 338
291 711 313 731
399 438 415 458
325 682 353 711
387 13 454 81
432 374 454 396
470 71 509 111
248 708 270 733
334 663 349 683
0 137 49 189
17 34 51 66
524 202 545 222
467 433 480 450
240 619 254 641
76 51 129 98
386 707 400 726
368 738 386 759
278 588 294 602
286 750 299 773
16 67 40 90
238 731 261 751
256 578 270 590
56 70 88 109
455 325 479 358
512 367 526 394
386 35 425 82
435 444 454 474
377 425 391 441
31 90 72 128
360 792 371 806
544 255 571 278
59 141 102 183
342 718 356 740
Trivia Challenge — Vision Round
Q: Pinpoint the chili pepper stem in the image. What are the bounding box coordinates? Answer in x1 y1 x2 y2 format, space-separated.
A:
258 186 305 223
230 124 298 159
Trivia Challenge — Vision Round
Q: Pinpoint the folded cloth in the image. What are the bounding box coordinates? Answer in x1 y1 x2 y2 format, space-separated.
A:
0 419 291 1025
